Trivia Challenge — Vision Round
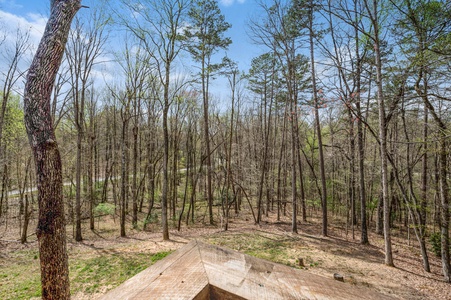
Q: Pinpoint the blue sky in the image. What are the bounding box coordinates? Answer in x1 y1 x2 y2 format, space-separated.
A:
0 0 45 14
0 0 268 100
220 0 264 71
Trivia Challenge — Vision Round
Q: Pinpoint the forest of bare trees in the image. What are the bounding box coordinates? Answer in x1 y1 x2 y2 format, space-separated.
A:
1 0 450 296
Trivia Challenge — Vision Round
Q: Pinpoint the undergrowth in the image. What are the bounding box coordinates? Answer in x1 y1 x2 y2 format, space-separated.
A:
0 250 171 300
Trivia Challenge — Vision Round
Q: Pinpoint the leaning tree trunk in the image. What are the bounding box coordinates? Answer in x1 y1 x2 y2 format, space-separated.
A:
23 1 81 299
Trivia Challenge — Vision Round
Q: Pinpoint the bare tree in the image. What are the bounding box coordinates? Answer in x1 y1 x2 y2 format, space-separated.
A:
391 0 450 280
306 0 328 236
221 57 243 230
364 0 394 267
322 0 369 243
115 38 153 236
249 0 311 233
120 0 190 240
66 9 107 241
51 65 72 128
0 29 29 169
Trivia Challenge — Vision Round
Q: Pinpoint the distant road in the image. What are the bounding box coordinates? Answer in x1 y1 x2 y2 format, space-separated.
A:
4 169 187 198
7 181 70 198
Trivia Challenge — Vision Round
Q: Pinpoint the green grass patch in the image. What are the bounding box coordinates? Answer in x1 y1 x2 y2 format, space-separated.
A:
0 249 41 300
0 249 171 300
204 233 299 267
70 250 172 295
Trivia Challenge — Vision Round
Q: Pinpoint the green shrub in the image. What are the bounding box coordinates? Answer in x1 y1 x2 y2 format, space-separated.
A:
144 213 159 225
430 232 441 257
94 203 115 216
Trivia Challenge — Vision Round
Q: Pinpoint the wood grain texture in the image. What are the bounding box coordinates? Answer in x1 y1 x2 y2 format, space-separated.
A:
100 240 396 300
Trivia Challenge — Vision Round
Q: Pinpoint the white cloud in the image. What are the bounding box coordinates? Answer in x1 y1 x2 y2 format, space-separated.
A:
0 10 48 93
0 0 23 9
0 10 47 47
220 0 246 7
0 9 115 95
220 0 234 6
26 13 48 34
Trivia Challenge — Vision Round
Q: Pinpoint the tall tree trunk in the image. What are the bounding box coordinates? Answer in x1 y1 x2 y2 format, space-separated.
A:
161 67 170 240
420 105 430 272
415 64 448 278
144 111 156 230
418 87 450 281
23 1 81 298
171 128 179 220
309 1 327 236
417 0 443 276
257 84 272 224
120 106 130 237
132 109 139 228
111 105 118 214
356 100 368 243
295 114 307 222
101 107 112 203
290 98 298 234
179 121 192 231
355 15 368 243
348 109 356 240
21 194 30 244
396 98 431 273
88 131 95 231
0 164 6 219
75 116 83 241
276 104 288 221
20 158 32 244
225 71 238 230
438 135 450 282
203 68 214 225
376 47 393 267
364 0 394 266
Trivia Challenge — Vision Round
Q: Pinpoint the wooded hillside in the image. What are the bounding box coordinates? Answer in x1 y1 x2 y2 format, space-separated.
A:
0 0 450 295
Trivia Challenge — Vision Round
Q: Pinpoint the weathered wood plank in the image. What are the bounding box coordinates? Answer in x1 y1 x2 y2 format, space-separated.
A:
132 245 208 299
99 241 203 299
100 240 396 300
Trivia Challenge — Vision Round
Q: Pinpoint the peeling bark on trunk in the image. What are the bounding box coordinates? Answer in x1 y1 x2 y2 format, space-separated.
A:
23 1 81 299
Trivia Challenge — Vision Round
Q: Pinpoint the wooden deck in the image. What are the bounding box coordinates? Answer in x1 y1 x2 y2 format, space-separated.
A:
99 240 395 300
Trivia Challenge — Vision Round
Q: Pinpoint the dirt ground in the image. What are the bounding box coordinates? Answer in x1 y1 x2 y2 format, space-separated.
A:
1 211 450 300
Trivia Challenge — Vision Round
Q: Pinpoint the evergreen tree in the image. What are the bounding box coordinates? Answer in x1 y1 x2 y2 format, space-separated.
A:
185 0 231 225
